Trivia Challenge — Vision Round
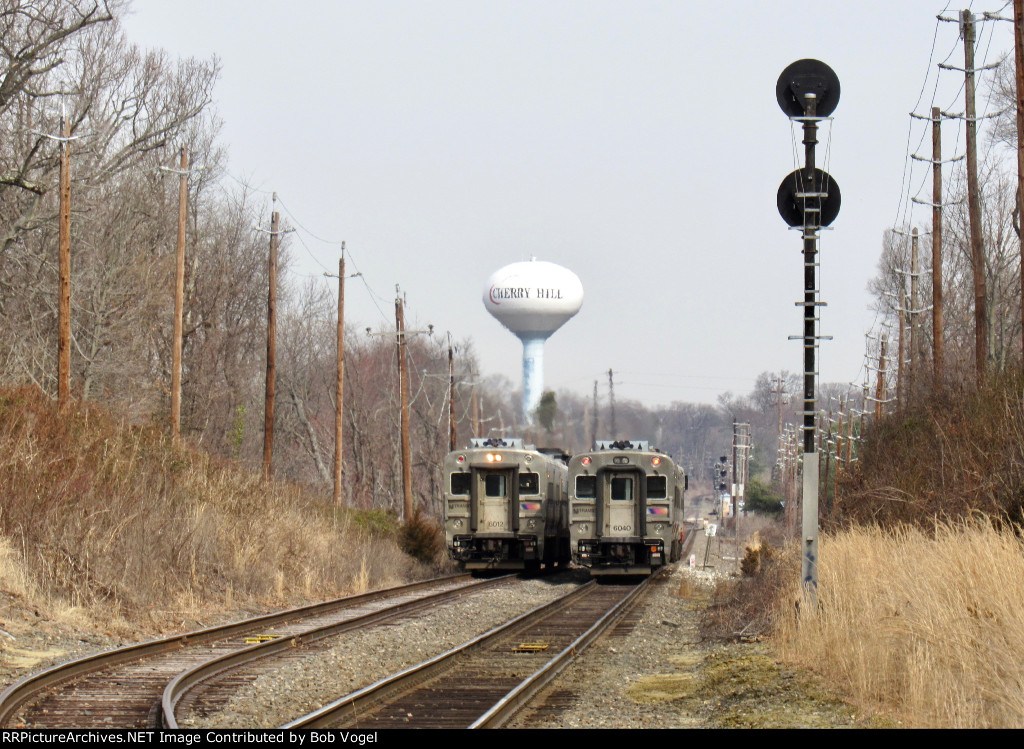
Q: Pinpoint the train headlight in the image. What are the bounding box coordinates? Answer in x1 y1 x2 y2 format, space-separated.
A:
485 453 503 463
528 519 536 529
453 519 463 529
579 524 589 532
581 456 591 466
651 457 661 467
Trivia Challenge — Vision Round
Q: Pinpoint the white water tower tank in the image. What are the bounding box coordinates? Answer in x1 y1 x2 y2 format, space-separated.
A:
483 259 583 423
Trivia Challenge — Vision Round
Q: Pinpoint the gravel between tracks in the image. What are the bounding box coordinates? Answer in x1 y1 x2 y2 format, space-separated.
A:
188 562 873 729
183 575 583 729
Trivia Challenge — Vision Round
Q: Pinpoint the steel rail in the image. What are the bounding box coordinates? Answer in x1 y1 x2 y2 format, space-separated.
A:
470 566 666 728
161 574 513 727
282 573 659 730
0 573 478 727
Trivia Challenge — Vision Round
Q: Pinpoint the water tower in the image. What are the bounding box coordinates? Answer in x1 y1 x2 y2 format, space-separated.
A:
483 258 583 423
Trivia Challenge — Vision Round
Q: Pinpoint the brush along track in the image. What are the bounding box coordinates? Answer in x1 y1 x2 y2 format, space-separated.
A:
0 574 505 729
284 569 664 729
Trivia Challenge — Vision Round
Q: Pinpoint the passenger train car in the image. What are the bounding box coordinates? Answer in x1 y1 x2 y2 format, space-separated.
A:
569 440 686 575
443 438 570 571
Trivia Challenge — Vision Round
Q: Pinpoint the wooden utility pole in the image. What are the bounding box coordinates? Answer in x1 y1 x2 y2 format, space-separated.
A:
909 228 920 398
834 400 846 492
1015 0 1024 362
771 376 786 448
962 9 989 381
448 334 457 452
396 295 413 522
263 209 279 481
58 117 71 409
875 334 888 420
471 367 480 439
931 107 946 387
607 368 616 438
171 145 189 441
333 247 346 506
821 424 831 516
897 275 906 408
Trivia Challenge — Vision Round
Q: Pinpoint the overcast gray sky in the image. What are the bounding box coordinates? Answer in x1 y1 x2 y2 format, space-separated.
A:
121 1 1015 407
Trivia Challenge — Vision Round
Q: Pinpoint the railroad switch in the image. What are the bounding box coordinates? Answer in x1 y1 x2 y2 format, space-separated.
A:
512 642 549 653
244 634 282 644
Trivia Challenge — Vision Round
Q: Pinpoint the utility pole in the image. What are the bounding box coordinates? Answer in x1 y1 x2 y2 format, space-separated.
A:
324 245 361 505
591 380 599 447
58 117 71 409
931 108 946 387
448 333 457 452
169 145 189 442
388 293 433 522
771 375 787 449
1015 0 1024 361
607 368 616 438
896 271 906 408
471 366 480 439
263 209 279 480
731 421 738 524
912 107 959 391
368 301 431 517
909 228 920 399
875 334 888 420
821 419 832 517
252 204 292 480
962 9 989 381
336 249 345 505
396 295 413 521
326 246 362 505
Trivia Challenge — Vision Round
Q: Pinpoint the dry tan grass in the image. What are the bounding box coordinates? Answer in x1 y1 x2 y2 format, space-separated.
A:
775 521 1024 728
0 386 431 634
0 536 36 600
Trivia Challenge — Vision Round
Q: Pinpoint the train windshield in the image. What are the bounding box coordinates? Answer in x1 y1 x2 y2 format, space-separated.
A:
450 472 470 496
484 473 507 497
611 476 633 501
647 475 667 499
575 475 596 498
519 472 539 494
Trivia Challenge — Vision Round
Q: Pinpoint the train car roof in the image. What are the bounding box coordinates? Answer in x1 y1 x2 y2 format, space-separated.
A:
469 437 529 449
594 439 655 452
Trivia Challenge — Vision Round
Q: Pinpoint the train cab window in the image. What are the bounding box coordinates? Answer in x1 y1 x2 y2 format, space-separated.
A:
519 472 539 494
647 476 667 499
450 472 471 496
611 476 633 501
575 475 597 499
484 474 507 497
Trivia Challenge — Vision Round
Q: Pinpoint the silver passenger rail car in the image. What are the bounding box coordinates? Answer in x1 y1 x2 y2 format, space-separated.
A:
569 439 686 575
443 437 570 572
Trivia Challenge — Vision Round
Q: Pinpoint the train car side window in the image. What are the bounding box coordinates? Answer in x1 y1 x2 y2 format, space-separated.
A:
575 475 597 498
611 476 633 501
450 472 471 496
519 472 539 494
647 475 667 499
484 473 507 497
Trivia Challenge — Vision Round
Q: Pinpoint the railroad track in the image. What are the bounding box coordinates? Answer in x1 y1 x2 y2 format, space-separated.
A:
284 569 664 729
161 572 533 727
0 573 504 729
